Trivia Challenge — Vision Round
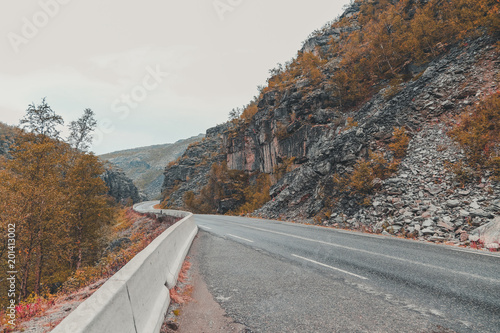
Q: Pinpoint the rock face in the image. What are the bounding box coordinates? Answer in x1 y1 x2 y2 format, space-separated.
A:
252 35 499 243
101 164 143 204
100 134 204 200
0 122 17 157
162 124 229 208
161 3 500 245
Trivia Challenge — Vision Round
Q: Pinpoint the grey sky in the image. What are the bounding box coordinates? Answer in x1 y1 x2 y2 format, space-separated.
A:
1 0 351 154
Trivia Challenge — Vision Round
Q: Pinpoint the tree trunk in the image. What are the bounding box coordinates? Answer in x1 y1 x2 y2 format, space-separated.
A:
34 243 44 295
20 251 32 301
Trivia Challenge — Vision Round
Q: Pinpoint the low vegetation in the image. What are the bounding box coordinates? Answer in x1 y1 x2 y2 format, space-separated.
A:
389 127 411 159
183 162 271 215
449 92 500 181
332 151 399 205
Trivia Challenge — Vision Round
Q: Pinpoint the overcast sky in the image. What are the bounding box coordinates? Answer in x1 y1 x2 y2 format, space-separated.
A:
0 0 351 154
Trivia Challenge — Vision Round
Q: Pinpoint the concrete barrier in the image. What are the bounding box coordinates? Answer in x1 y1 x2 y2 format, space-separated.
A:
52 203 197 333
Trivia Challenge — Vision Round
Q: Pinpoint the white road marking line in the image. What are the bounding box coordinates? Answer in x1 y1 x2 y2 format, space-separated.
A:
204 216 500 258
219 221 500 284
444 246 500 258
292 254 368 280
227 234 254 243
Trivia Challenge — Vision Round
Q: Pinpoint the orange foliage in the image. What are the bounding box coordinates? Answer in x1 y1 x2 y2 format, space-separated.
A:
330 0 500 109
333 151 399 202
241 102 259 123
235 173 271 215
15 295 54 322
449 92 500 178
184 162 271 215
345 117 358 131
389 127 411 159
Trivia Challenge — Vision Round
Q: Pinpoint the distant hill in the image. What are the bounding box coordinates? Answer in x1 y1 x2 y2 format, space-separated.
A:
100 134 204 200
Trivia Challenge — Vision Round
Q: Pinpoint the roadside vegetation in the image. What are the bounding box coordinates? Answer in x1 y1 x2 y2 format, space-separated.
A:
0 99 178 330
449 91 500 182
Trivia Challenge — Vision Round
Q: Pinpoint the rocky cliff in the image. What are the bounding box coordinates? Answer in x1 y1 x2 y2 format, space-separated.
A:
161 0 500 247
101 163 144 204
256 36 499 220
101 134 204 200
162 124 229 208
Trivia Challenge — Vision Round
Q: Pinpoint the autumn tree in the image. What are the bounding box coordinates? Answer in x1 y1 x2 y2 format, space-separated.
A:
64 152 113 270
1 131 69 298
0 99 114 302
65 109 113 270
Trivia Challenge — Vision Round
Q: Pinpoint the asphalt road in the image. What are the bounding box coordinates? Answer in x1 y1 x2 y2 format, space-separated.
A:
133 201 161 213
193 214 500 333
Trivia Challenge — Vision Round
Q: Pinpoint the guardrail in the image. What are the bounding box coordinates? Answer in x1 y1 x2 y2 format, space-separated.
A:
52 203 197 333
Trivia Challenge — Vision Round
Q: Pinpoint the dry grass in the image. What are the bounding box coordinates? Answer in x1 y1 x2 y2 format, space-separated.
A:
169 259 194 305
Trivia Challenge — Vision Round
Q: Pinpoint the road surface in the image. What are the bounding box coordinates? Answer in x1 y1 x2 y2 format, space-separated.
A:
193 214 500 332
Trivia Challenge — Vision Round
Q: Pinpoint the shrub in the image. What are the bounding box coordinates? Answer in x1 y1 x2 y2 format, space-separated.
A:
345 117 358 131
182 162 271 214
449 92 500 176
241 102 258 123
489 156 500 181
333 151 398 203
275 122 289 140
273 157 296 181
15 294 54 321
445 161 477 186
389 127 410 158
235 174 271 214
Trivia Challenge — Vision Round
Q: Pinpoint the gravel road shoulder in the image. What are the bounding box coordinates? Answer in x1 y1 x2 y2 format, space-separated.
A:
162 235 248 333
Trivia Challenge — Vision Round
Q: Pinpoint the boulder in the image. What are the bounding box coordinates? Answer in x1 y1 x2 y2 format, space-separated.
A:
471 217 500 246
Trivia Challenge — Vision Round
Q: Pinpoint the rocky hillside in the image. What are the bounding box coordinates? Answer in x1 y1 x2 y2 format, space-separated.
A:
161 0 500 248
161 125 229 208
101 134 204 200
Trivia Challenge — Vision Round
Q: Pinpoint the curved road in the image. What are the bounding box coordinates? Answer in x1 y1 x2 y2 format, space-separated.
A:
134 202 500 331
133 201 162 214
193 214 500 332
